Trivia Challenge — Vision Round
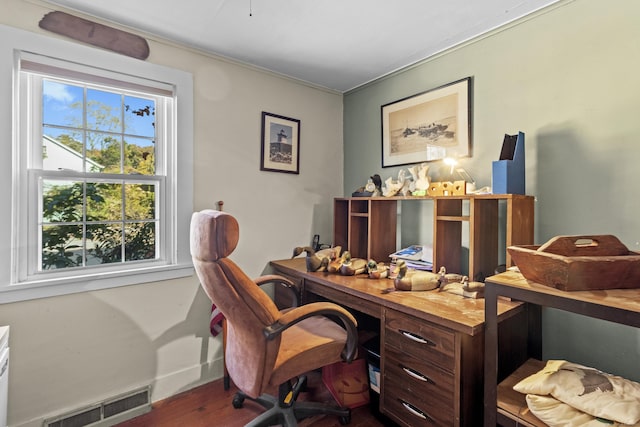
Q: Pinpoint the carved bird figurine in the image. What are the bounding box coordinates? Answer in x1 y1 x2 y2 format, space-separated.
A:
382 170 406 197
327 250 350 274
399 174 412 196
439 275 485 298
414 163 431 192
408 165 419 193
394 260 441 291
370 174 382 195
292 246 341 272
366 259 389 279
461 276 485 293
339 251 368 276
436 266 465 291
382 177 398 197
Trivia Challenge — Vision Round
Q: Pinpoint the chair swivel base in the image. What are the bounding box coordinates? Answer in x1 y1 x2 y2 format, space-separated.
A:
232 375 351 427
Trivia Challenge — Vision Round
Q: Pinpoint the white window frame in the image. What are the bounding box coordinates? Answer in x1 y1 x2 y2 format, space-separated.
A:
0 24 194 303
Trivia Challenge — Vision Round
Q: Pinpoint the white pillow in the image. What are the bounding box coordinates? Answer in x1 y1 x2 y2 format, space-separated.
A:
513 360 640 425
526 394 640 427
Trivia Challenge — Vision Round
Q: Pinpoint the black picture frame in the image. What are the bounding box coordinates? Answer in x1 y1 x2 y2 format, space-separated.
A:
381 77 472 167
260 111 300 174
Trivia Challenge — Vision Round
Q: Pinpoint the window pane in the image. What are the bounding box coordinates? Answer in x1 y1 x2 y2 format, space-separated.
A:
87 132 120 173
124 137 155 175
86 223 122 265
42 80 83 128
125 222 156 261
86 88 122 133
125 183 155 220
42 129 85 172
21 58 176 287
86 182 122 221
41 224 83 270
124 95 155 138
42 180 83 223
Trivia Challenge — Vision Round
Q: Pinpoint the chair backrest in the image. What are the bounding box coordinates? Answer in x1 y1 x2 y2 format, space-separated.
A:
190 209 281 397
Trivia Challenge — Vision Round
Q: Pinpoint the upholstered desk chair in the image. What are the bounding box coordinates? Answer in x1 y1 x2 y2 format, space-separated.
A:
190 210 359 426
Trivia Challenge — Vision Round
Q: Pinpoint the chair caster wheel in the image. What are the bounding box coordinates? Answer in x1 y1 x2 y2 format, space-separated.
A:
339 413 351 425
232 394 245 409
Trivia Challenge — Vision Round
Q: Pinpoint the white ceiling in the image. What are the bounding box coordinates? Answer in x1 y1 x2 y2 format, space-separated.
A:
43 0 560 92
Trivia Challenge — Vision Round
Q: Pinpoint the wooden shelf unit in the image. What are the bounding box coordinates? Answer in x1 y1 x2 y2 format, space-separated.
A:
333 194 534 281
484 271 640 427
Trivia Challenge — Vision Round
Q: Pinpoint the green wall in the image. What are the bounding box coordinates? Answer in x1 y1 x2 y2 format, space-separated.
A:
343 0 640 381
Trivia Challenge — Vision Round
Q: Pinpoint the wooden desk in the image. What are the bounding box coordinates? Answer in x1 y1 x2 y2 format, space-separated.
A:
271 258 526 427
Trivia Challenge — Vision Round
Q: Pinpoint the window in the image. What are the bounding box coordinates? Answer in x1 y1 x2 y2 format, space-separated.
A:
28 67 166 273
0 25 193 303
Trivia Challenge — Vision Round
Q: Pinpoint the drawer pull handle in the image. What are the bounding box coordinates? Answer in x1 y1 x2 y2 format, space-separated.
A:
402 365 433 383
400 400 433 422
400 329 436 346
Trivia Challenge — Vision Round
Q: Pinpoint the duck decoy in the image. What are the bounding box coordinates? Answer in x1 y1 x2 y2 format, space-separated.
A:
292 245 341 272
366 259 389 279
339 251 368 276
394 260 441 291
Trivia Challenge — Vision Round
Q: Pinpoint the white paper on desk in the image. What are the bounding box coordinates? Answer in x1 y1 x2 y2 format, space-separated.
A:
404 260 433 271
421 245 433 263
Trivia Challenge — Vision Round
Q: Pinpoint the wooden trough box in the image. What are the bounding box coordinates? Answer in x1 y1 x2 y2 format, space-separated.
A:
507 235 640 291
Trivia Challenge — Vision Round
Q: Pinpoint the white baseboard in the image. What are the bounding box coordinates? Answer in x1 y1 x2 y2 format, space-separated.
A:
150 357 225 403
11 358 225 427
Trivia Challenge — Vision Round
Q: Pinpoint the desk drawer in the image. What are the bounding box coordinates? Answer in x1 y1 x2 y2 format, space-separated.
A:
384 346 453 402
382 378 454 426
385 309 455 372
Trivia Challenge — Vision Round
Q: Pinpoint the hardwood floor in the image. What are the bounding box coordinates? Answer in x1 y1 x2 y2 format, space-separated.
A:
116 370 387 427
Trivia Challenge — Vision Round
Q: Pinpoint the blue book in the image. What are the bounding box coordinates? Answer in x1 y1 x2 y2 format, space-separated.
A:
390 245 423 261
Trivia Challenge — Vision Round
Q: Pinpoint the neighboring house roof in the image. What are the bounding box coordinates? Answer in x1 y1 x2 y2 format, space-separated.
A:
43 134 105 171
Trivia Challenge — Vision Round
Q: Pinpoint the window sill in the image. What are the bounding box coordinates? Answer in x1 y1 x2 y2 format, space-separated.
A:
0 263 194 304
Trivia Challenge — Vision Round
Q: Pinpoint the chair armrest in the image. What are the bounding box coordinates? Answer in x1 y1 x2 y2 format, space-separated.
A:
254 274 299 307
263 302 359 362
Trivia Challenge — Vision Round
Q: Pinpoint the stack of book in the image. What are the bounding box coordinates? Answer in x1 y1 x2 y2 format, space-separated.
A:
390 245 433 271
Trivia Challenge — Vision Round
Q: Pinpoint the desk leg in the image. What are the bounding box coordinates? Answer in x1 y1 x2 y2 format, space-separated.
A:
484 284 498 427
